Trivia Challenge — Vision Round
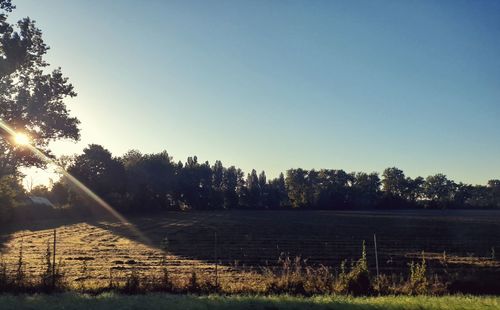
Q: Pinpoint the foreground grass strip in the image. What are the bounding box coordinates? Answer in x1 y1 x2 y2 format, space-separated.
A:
0 294 499 310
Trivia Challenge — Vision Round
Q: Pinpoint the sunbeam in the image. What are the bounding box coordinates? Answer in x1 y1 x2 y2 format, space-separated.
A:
0 118 151 245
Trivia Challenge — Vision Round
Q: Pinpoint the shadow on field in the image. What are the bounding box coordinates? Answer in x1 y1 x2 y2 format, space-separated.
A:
94 210 500 270
3 209 500 267
2 208 500 290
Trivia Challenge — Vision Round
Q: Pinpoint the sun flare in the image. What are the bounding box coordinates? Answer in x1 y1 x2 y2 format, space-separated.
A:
14 133 30 145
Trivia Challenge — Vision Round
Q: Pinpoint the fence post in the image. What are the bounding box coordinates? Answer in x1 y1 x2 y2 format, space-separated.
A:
214 231 218 287
109 268 113 289
373 233 379 278
52 229 56 287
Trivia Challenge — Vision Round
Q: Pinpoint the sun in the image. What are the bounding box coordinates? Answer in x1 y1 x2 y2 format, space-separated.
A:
14 133 31 145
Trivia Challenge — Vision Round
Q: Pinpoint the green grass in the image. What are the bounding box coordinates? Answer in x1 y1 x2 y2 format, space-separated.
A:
0 293 498 310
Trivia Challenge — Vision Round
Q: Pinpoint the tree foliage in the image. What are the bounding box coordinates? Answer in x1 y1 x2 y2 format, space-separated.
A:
0 0 80 176
0 174 22 221
0 0 79 220
45 144 500 212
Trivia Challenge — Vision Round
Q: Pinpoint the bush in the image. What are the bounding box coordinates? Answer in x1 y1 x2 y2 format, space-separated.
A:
335 241 371 295
404 252 429 295
372 274 394 295
40 239 66 292
0 175 23 223
265 254 307 295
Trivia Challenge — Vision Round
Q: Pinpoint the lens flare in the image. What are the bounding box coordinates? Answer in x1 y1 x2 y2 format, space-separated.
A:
14 133 30 145
0 118 151 245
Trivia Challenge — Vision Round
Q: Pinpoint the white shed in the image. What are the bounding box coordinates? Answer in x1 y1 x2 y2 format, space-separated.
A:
27 196 54 207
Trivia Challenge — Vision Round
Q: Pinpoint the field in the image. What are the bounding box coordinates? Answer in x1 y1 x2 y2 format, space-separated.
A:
0 293 499 310
0 210 499 292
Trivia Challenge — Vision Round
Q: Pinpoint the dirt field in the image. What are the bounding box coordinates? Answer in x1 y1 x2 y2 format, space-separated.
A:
1 210 499 287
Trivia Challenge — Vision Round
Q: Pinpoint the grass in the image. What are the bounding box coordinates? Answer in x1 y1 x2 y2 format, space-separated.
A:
0 293 498 310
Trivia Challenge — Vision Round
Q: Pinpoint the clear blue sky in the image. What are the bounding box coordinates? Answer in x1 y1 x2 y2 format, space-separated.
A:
12 0 500 185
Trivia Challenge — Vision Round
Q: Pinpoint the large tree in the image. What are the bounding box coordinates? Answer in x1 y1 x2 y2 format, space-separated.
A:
382 167 407 198
67 144 126 204
121 150 177 211
423 174 456 208
209 160 224 209
286 168 310 208
178 156 213 210
266 172 288 209
244 169 261 208
0 0 80 176
312 169 352 209
222 166 243 209
351 172 381 208
487 180 500 208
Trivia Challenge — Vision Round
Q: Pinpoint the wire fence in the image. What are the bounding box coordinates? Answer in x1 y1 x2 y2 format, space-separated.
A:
1 222 499 285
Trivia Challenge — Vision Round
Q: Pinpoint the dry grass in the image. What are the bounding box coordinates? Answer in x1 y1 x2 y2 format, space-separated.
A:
0 210 498 294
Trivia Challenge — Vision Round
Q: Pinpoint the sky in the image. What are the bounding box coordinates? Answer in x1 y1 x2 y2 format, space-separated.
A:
10 0 500 186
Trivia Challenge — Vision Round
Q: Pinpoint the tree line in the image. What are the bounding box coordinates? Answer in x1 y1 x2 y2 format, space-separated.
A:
28 144 500 212
1 0 499 217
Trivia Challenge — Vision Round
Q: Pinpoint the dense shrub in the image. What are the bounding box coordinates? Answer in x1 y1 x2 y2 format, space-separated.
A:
335 242 371 295
0 175 23 223
405 253 428 295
